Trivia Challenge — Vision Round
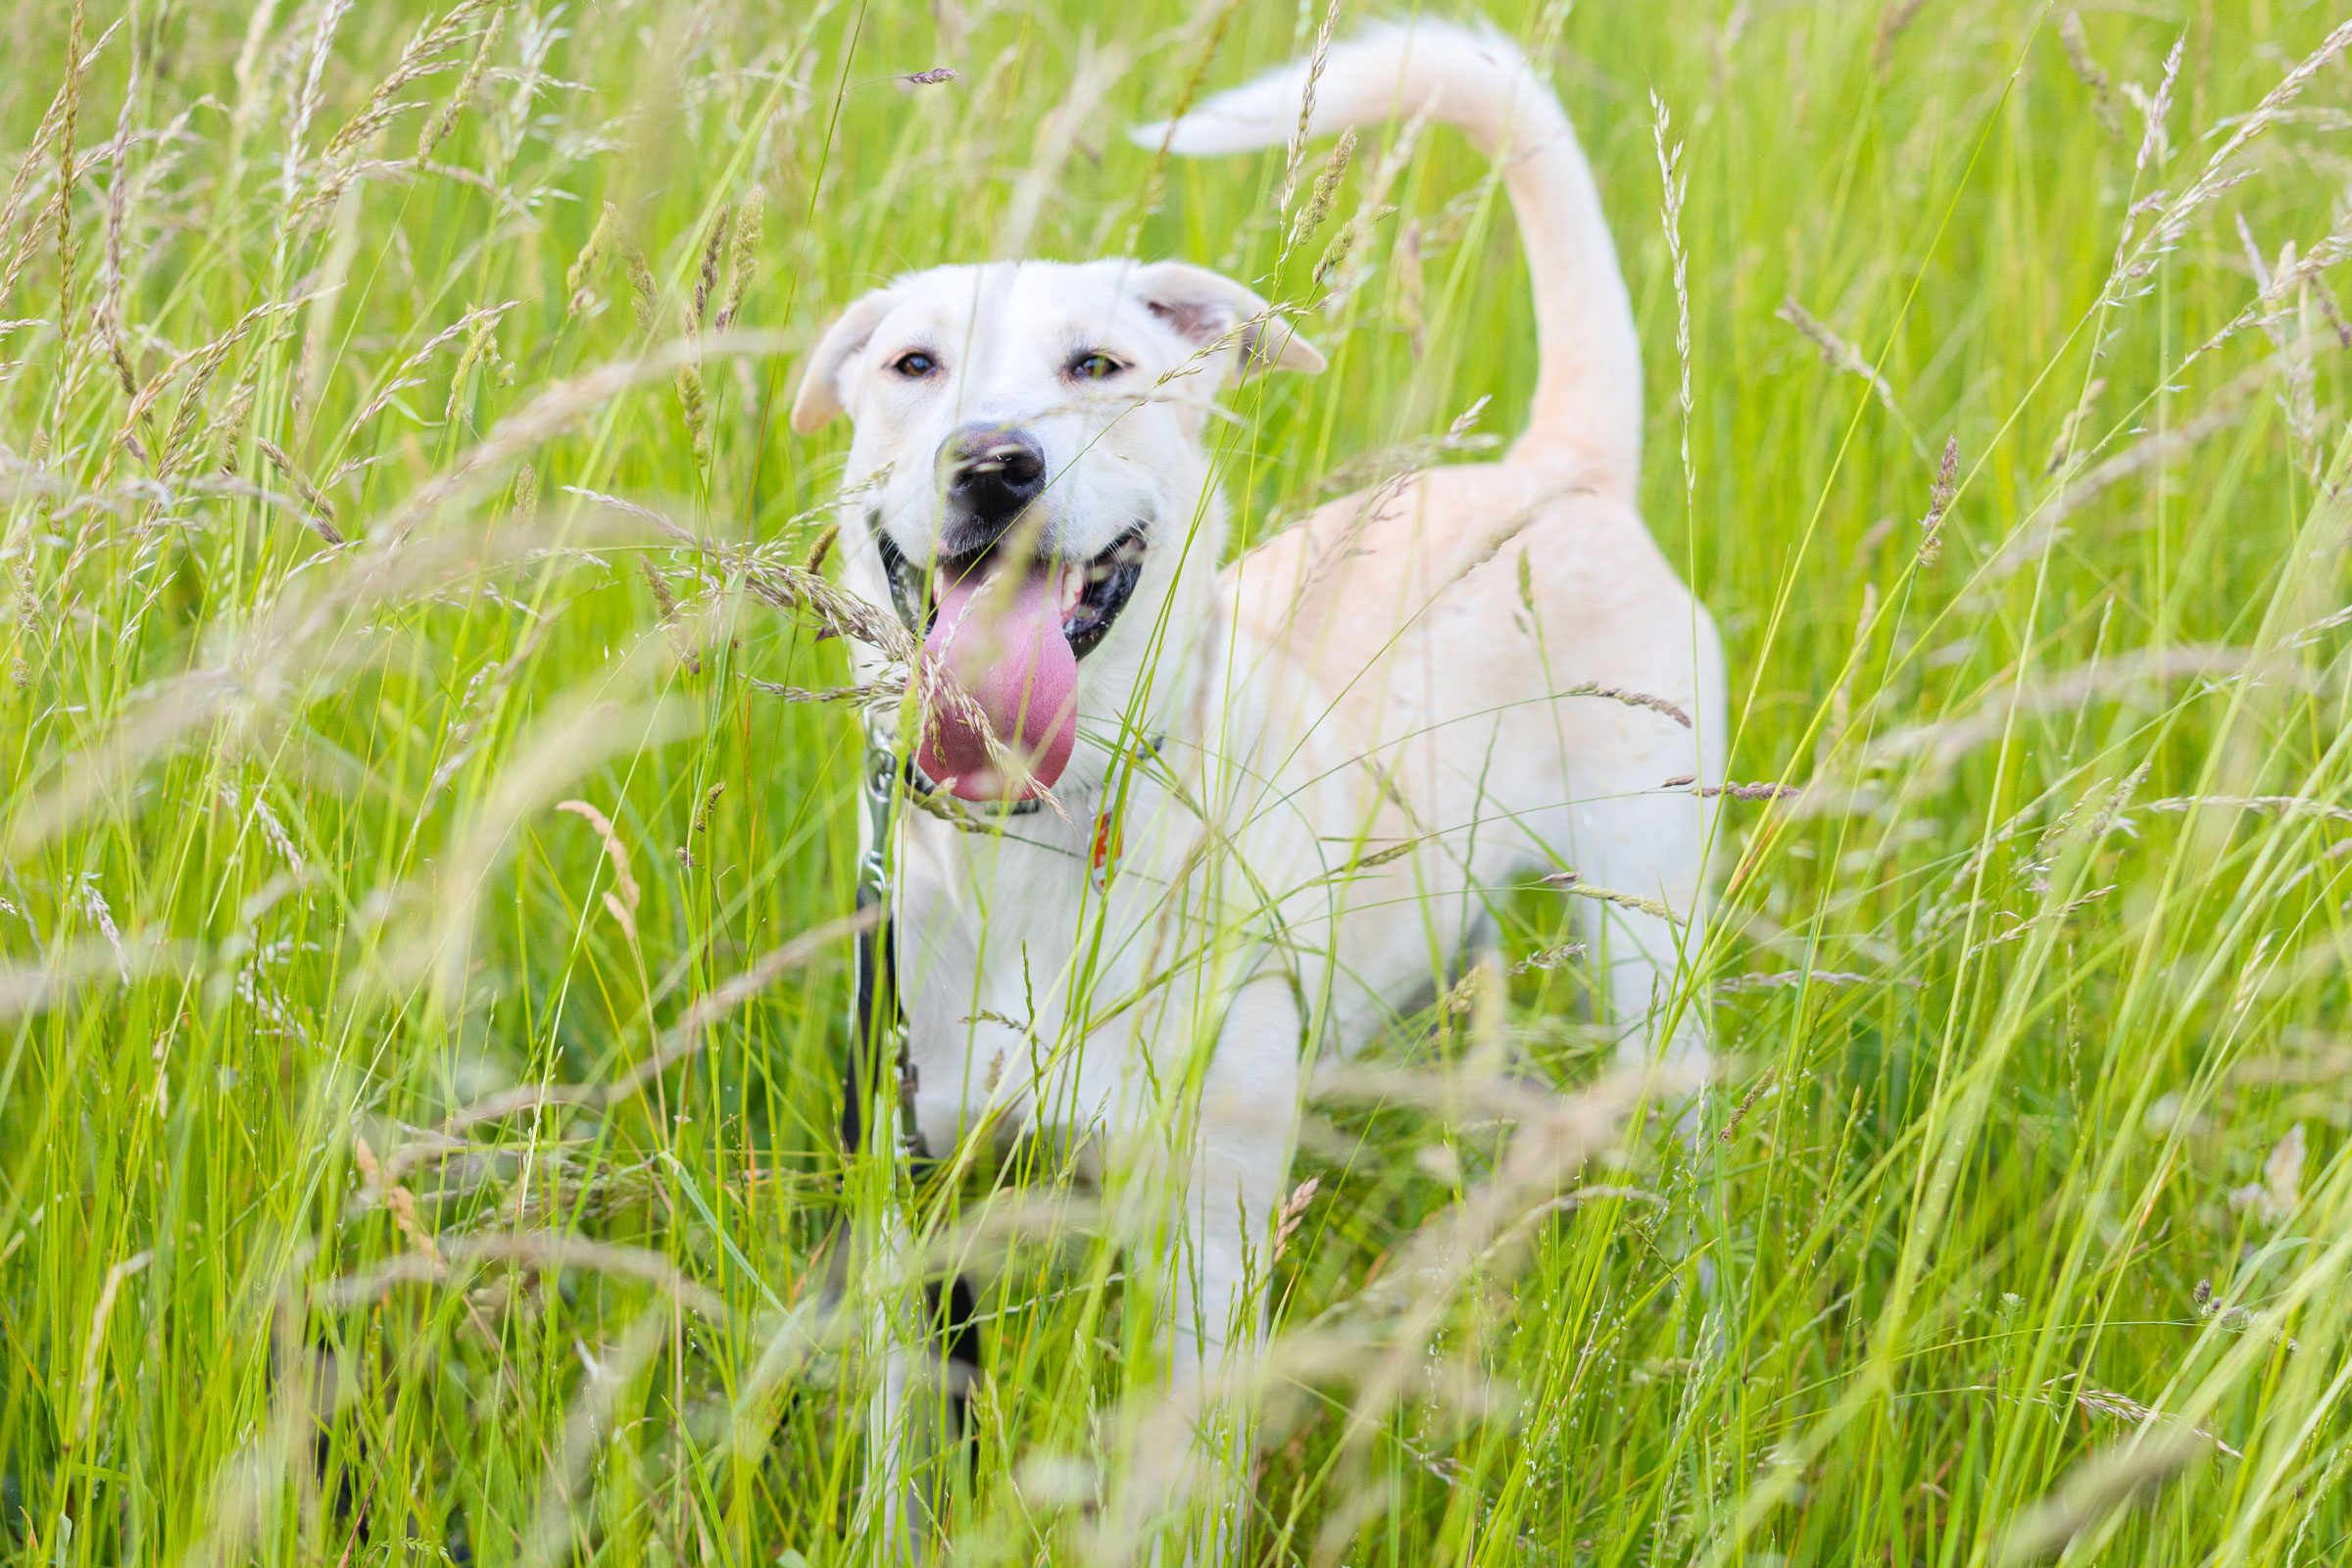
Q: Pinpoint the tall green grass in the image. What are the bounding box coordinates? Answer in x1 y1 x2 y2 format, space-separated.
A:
2 0 2348 1563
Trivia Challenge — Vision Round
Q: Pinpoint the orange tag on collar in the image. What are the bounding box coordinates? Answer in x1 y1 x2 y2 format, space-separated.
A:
1089 808 1120 890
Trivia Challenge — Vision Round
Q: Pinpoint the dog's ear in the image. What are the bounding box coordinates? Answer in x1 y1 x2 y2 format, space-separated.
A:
790 289 899 434
1128 262 1326 377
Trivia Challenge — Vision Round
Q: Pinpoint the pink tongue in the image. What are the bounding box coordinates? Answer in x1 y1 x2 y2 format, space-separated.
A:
917 565 1079 802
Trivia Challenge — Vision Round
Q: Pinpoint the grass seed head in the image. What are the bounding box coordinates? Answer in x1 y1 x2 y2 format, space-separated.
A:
716 184 763 332
2059 11 2123 134
1917 434 1959 565
566 201 620 319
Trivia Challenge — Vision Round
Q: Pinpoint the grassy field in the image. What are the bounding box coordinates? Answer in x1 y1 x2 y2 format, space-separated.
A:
3 0 2350 1562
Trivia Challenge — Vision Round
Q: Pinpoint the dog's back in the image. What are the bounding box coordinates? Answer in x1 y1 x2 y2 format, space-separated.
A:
1158 22 1725 1063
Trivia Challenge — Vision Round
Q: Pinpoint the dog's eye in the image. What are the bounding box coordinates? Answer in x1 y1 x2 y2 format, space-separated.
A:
1069 351 1124 382
891 351 938 378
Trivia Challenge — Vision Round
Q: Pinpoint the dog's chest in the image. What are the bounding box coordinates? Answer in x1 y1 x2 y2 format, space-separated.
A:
892 784 1203 1149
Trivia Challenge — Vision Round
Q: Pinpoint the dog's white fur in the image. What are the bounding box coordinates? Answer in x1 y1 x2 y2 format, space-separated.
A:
794 19 1723 1542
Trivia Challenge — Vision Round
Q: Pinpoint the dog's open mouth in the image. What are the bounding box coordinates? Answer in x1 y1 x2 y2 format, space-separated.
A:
877 527 1147 803
878 525 1146 660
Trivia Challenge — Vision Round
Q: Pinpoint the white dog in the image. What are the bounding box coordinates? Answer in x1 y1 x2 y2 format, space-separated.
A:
791 18 1723 1544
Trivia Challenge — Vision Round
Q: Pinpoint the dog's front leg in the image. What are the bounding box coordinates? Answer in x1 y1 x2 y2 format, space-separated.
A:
860 1203 944 1565
1173 979 1303 1376
1128 974 1303 1563
865 1284 979 1565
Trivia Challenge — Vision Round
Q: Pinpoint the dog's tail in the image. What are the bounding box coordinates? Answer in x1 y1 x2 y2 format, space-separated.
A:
1135 21 1640 497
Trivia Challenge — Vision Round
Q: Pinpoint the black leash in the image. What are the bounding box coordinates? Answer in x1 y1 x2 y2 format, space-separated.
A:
843 721 929 1165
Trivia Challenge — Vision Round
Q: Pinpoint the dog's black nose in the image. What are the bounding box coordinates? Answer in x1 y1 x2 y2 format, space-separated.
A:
940 424 1046 540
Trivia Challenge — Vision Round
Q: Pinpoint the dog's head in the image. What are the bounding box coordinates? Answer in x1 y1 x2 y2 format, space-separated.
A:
792 260 1322 803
